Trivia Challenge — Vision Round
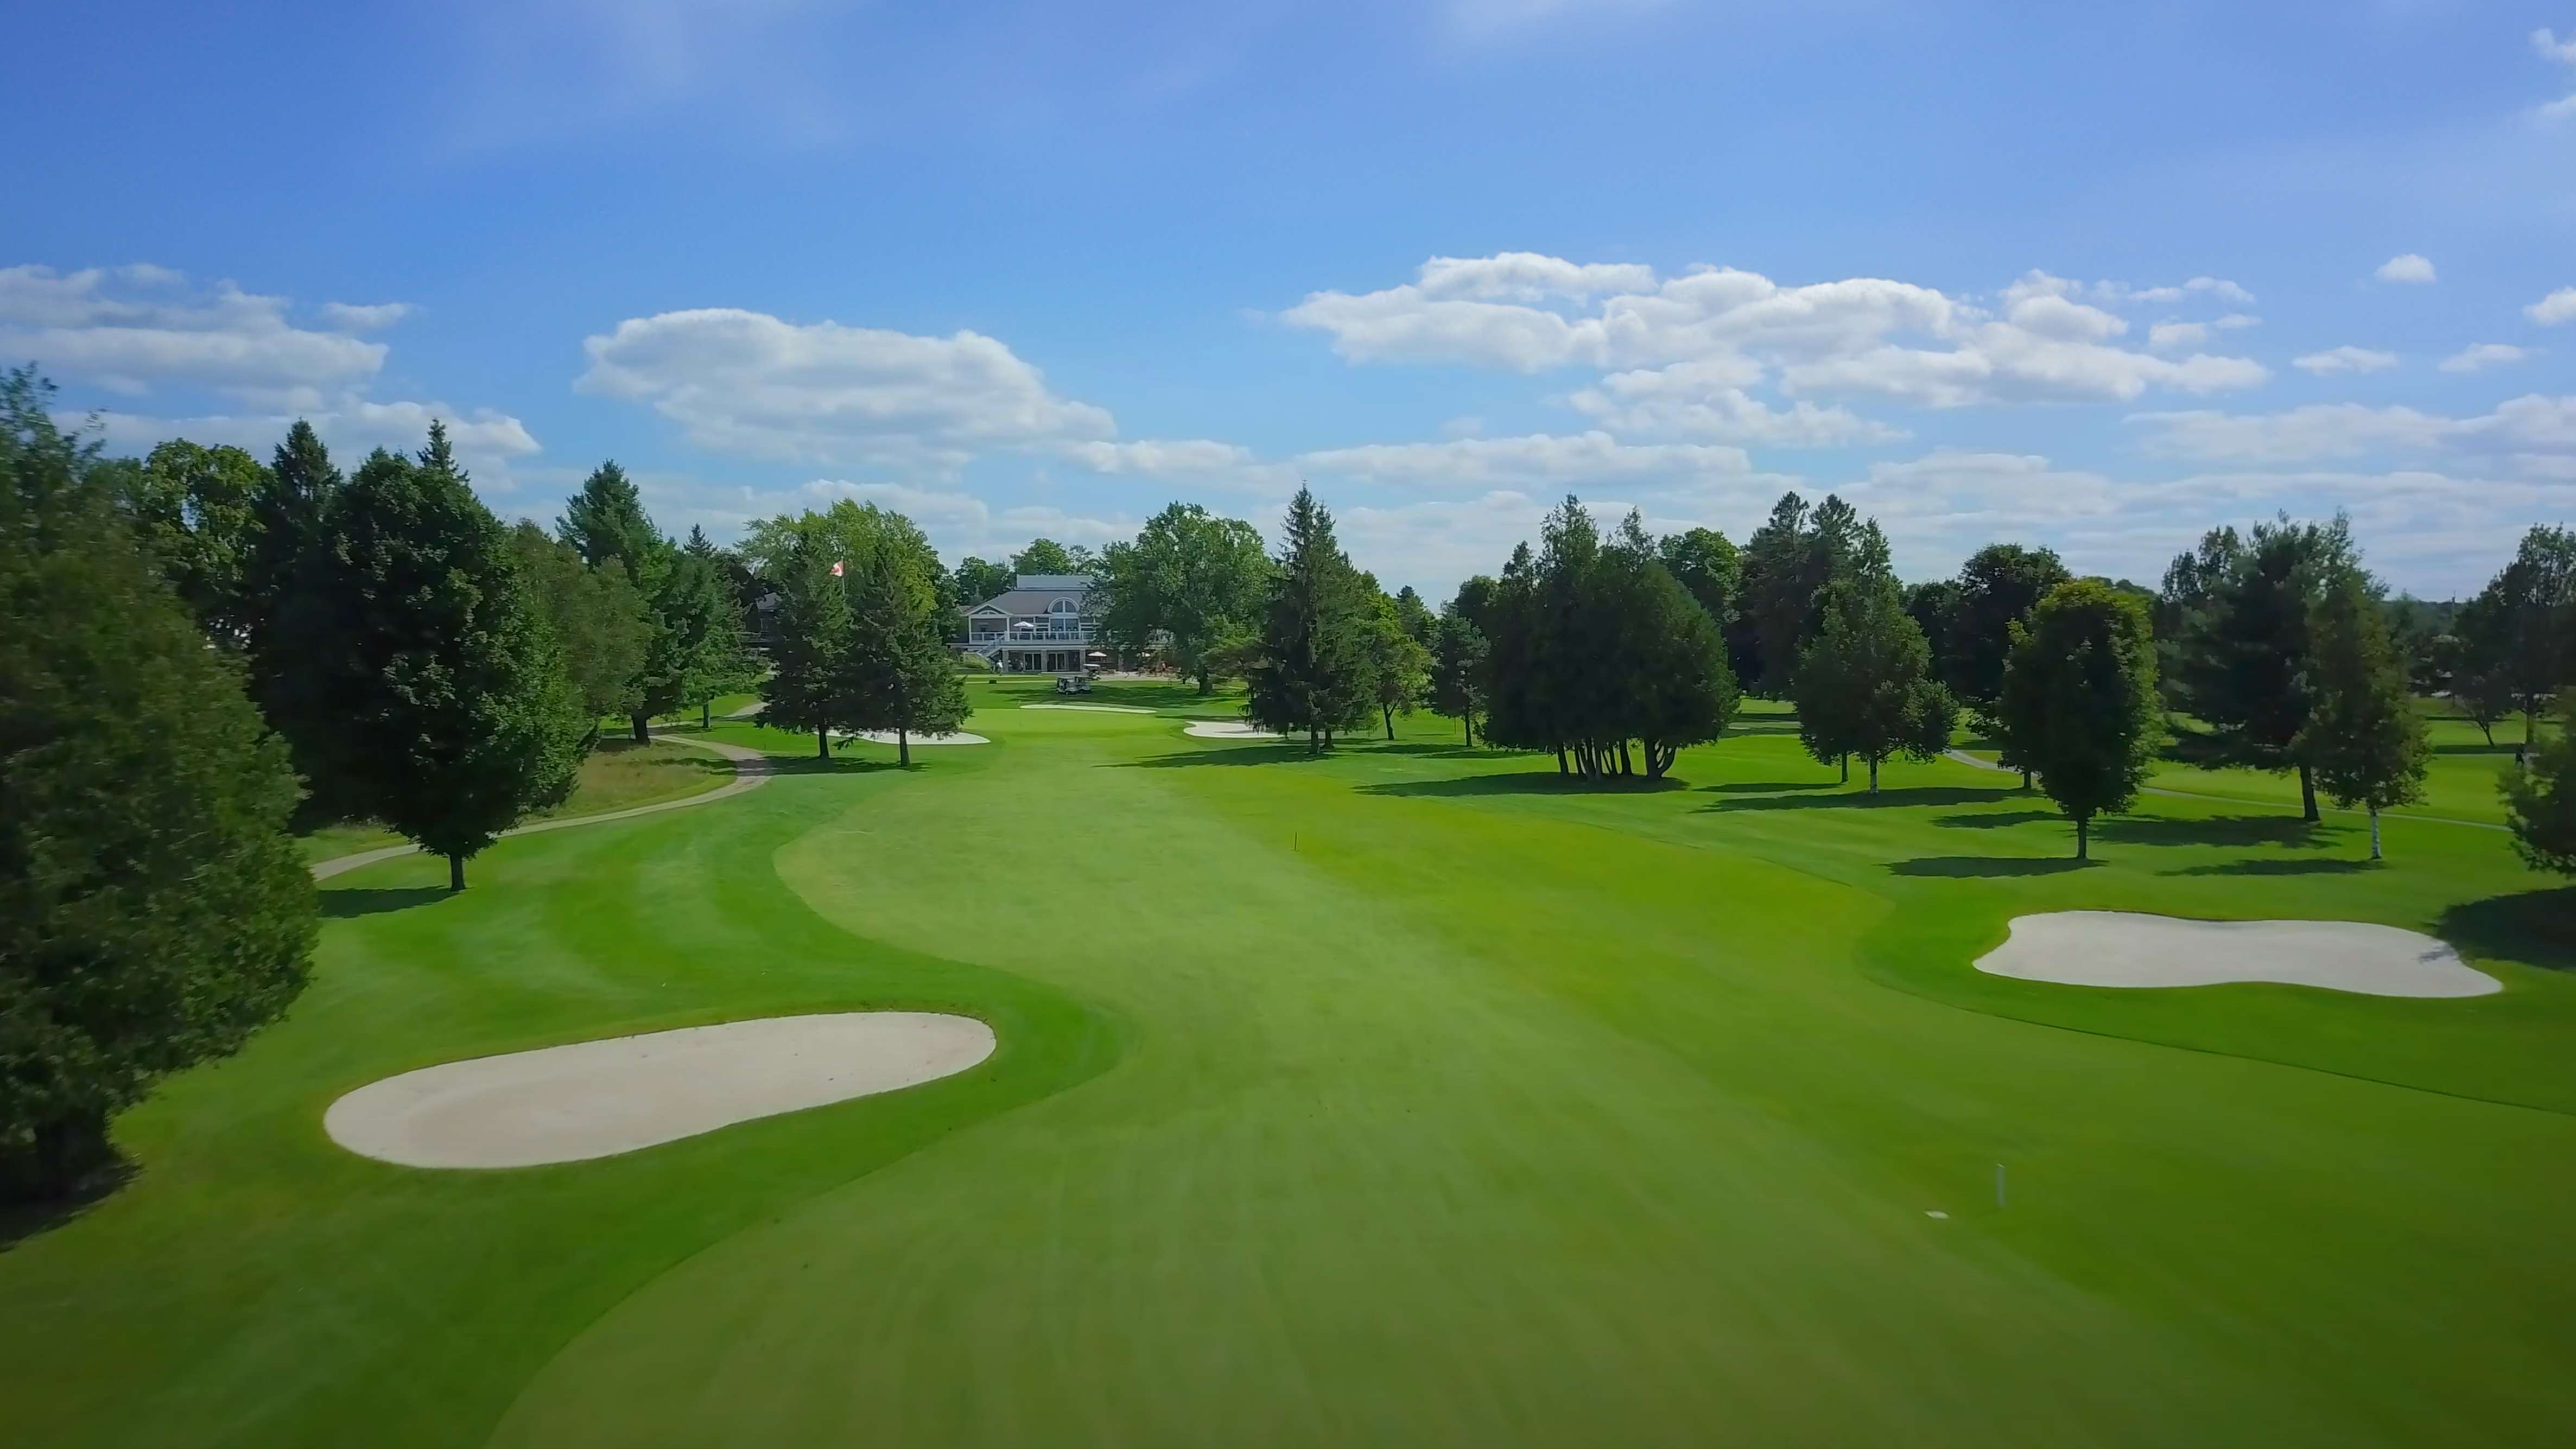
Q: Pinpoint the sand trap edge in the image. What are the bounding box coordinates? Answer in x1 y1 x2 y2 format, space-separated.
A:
1182 720 1285 739
1974 911 2500 999
323 1012 998 1169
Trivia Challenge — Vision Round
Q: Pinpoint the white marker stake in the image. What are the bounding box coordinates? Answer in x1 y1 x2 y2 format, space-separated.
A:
1996 1164 2007 1208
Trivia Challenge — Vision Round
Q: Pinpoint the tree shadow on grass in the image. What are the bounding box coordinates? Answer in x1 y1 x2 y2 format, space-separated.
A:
1359 772 1687 798
1124 745 1324 769
1 1158 134 1253
1933 810 2061 830
2438 887 2576 973
1368 742 1496 760
1888 855 2099 878
763 755 903 777
1701 785 2011 813
320 886 448 919
2166 857 2378 877
1700 780 1838 795
2091 815 2321 848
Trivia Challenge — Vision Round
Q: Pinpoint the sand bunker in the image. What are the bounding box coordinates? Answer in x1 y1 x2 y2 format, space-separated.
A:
1975 912 2499 998
839 729 989 746
1182 720 1284 739
324 1013 997 1168
1022 702 1156 714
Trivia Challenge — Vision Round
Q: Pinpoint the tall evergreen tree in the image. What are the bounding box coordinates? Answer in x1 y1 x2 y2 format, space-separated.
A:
1392 585 1436 647
759 538 858 759
1738 491 1812 695
1247 488 1374 751
1996 580 2161 861
556 460 661 586
845 543 970 767
681 525 763 727
2300 569 2431 860
240 420 345 803
1615 516 1740 779
1792 573 1956 792
1430 604 1489 745
634 544 738 740
271 424 587 889
2 370 317 1200
1946 542 2072 786
2170 514 2355 821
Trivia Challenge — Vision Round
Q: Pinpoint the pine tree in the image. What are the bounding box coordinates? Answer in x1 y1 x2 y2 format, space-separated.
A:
1247 487 1374 751
845 546 970 767
1792 573 1956 792
1996 580 2161 860
271 423 587 889
1430 605 1489 745
2171 514 2355 821
2301 569 2431 860
556 460 661 586
635 544 736 738
242 420 345 812
2 369 316 1199
759 538 857 758
2460 525 2576 762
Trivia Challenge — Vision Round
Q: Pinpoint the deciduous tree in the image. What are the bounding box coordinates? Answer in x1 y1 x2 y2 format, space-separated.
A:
506 522 651 729
2300 569 2431 860
2169 514 2355 821
1430 604 1489 745
1792 571 1955 793
2502 695 2576 875
1 370 316 1200
1996 580 2161 860
1363 592 1433 739
759 537 858 759
1093 503 1270 692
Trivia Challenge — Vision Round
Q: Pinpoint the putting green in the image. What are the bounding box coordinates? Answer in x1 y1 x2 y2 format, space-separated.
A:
6 684 2574 1446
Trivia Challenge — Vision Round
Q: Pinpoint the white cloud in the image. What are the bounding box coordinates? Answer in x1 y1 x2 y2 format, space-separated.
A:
1416 252 1658 301
0 264 386 401
2439 343 2531 374
2539 28 2576 117
2149 321 2209 351
1281 255 2269 410
2130 395 2576 463
2292 346 2399 375
577 308 1116 468
1565 358 1904 445
1294 430 1754 488
2529 287 2576 325
319 301 415 332
2374 253 2437 284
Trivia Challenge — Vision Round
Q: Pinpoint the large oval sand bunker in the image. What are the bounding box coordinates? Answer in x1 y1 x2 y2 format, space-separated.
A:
325 1013 998 1168
1976 912 2499 998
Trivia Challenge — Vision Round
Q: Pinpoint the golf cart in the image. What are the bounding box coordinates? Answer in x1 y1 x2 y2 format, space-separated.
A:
1054 673 1093 695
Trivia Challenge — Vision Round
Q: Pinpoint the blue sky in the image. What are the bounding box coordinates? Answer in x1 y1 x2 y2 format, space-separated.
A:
5 0 2573 597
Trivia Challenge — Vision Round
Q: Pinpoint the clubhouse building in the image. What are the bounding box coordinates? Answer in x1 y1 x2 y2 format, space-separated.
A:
960 573 1105 674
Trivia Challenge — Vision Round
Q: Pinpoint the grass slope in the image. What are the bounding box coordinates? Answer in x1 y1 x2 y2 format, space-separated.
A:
7 682 2575 1446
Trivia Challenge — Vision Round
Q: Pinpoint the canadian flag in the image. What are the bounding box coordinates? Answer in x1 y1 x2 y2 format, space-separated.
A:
829 560 845 577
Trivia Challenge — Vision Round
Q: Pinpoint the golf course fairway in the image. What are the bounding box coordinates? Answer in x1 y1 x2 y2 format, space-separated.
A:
5 683 2574 1446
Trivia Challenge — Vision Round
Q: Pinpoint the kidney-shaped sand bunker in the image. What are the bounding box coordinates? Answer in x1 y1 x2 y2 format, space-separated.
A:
1975 911 2499 998
325 1013 997 1168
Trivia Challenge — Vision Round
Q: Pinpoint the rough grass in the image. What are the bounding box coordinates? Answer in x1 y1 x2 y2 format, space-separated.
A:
297 736 734 863
12 697 2576 1446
